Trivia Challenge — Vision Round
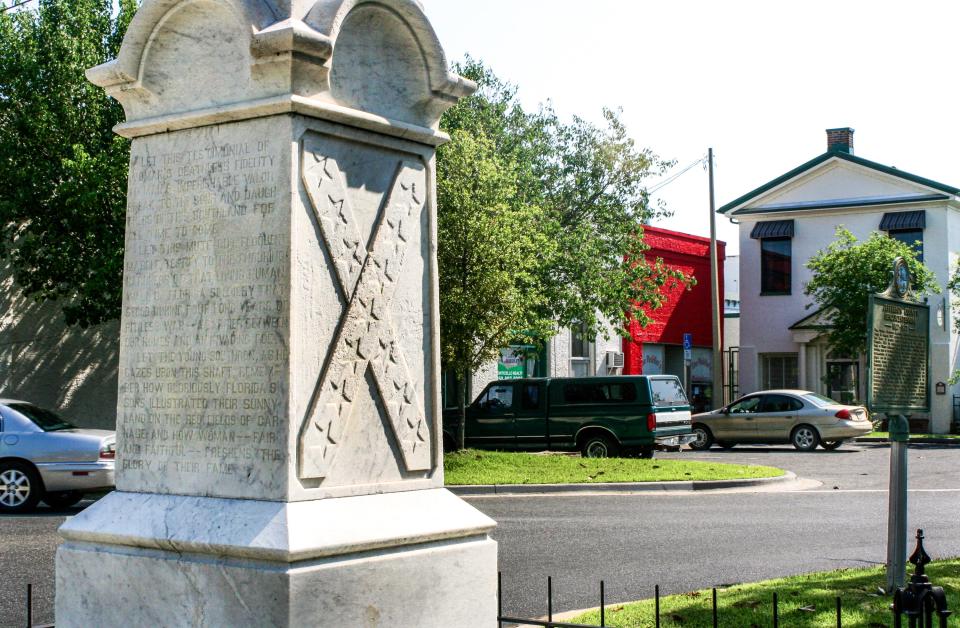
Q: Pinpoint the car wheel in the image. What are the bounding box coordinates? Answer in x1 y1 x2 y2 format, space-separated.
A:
43 491 84 510
581 434 619 458
792 425 820 451
690 425 714 450
0 461 43 513
821 440 844 450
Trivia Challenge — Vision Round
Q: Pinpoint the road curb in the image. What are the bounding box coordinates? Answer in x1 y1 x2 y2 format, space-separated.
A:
447 470 797 496
855 437 960 445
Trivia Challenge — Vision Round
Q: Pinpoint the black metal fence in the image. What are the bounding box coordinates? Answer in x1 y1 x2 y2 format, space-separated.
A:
498 531 951 628
21 584 52 628
497 575 843 628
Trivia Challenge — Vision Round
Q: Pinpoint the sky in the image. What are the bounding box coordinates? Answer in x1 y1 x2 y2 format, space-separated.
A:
422 0 960 256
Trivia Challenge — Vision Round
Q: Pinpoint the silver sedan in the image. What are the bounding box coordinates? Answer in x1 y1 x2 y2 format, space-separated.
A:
0 400 115 512
690 390 872 452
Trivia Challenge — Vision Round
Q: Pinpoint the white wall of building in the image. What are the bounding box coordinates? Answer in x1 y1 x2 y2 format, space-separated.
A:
734 159 959 432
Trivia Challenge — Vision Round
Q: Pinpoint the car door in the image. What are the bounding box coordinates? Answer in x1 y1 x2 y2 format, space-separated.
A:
713 395 762 441
754 394 802 441
513 381 547 450
465 383 517 449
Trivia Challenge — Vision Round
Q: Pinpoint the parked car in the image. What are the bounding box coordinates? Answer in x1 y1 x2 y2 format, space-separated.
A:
442 376 696 458
690 389 872 451
0 400 115 513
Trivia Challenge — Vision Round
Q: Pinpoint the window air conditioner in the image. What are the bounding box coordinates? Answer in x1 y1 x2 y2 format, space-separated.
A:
605 351 625 369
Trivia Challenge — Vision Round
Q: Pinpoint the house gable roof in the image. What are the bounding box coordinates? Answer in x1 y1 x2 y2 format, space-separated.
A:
719 150 960 215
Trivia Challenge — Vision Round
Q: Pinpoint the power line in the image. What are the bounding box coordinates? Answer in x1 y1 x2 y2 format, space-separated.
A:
1 0 36 13
648 154 708 195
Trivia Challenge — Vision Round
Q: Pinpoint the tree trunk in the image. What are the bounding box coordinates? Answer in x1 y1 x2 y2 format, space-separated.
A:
457 369 468 451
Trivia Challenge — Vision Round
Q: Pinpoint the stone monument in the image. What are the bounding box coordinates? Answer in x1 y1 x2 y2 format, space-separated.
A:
55 1 497 625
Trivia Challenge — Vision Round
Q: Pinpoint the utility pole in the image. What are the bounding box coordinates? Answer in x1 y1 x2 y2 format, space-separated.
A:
708 148 723 408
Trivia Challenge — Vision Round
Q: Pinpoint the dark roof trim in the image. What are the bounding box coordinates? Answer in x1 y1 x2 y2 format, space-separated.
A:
733 194 947 216
880 210 926 231
788 306 834 330
719 151 960 214
750 220 794 239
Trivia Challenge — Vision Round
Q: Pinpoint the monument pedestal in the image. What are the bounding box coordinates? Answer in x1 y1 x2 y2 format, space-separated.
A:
58 489 495 627
59 1 495 626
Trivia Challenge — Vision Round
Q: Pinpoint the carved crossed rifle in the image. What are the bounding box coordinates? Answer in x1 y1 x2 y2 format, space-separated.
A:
297 147 431 481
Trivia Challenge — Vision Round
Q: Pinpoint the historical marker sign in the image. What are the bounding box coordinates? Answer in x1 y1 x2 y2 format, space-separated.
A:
867 258 930 414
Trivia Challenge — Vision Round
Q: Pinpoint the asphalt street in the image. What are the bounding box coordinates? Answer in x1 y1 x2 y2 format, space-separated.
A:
2 442 959 626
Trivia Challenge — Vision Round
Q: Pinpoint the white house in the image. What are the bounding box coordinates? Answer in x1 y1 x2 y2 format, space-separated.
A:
720 128 959 433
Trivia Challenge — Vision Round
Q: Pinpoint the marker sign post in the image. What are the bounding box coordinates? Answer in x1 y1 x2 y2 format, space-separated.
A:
867 257 930 591
683 333 693 394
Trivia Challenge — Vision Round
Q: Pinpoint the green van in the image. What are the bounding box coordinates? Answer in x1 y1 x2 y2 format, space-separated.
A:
441 375 695 458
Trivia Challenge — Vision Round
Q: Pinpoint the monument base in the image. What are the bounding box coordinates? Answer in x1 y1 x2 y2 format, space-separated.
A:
56 489 497 627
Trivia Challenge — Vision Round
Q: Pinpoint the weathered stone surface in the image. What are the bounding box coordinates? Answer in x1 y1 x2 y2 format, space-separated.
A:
58 0 495 625
58 489 498 627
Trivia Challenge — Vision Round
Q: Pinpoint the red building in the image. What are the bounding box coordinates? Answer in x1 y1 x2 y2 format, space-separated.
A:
623 226 725 411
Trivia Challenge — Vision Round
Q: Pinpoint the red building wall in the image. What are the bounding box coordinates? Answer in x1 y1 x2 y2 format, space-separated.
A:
623 226 725 374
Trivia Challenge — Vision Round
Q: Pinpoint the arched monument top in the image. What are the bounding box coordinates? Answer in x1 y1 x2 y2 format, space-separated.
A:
87 0 475 141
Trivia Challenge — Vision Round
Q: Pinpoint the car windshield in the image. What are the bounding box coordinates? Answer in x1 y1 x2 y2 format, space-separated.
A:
802 393 840 407
8 403 76 431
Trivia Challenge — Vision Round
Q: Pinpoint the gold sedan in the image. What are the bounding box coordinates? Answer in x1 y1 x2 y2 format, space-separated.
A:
690 390 872 451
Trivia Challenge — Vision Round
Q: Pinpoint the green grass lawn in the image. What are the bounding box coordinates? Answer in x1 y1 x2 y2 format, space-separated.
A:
571 560 960 627
867 431 960 440
443 450 784 485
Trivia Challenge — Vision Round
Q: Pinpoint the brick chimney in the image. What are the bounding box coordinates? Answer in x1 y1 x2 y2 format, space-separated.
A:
826 127 854 154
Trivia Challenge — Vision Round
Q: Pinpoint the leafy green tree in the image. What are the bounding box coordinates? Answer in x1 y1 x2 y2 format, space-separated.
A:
437 129 554 449
0 0 135 327
437 60 690 449
444 59 685 338
805 227 937 358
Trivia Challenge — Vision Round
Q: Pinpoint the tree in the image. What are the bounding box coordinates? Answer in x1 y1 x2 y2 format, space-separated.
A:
805 227 937 358
444 59 686 339
437 130 554 449
0 0 135 327
437 59 690 449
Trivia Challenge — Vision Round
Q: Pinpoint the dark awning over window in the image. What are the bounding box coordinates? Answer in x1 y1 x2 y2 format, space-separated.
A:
750 219 794 239
879 210 926 231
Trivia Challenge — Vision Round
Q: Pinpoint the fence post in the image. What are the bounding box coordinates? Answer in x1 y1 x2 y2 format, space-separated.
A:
773 592 779 628
836 595 841 628
655 584 660 628
497 572 502 628
547 576 553 627
600 580 605 627
26 583 32 628
712 588 717 628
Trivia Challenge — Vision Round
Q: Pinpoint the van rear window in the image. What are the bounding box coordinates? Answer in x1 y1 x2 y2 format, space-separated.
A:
562 383 636 405
650 379 688 407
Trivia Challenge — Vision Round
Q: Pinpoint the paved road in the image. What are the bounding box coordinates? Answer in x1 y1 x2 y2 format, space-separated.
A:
2 442 959 626
473 443 960 618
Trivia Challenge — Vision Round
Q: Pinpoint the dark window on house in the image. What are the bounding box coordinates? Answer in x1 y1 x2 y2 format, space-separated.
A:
888 228 924 263
761 354 799 389
761 237 792 294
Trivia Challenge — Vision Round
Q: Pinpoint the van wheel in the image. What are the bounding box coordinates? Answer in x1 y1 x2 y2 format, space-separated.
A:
442 433 456 453
581 434 619 458
690 425 713 450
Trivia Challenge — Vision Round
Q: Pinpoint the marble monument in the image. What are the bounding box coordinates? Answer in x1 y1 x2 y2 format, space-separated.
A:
55 1 497 626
